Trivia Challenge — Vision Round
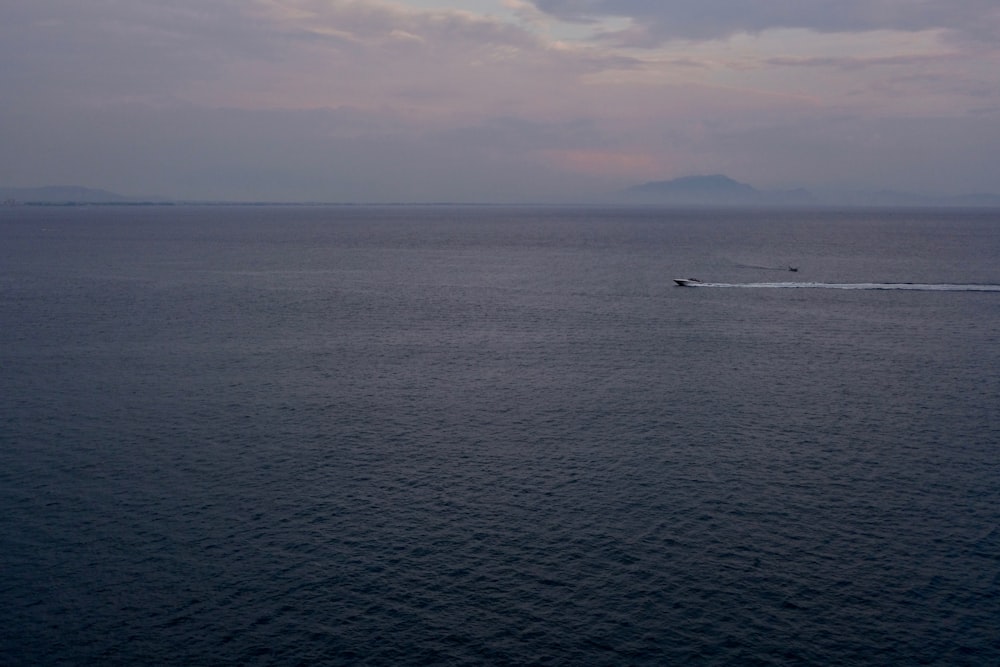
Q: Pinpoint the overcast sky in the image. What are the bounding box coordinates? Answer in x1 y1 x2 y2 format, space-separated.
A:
2 0 998 201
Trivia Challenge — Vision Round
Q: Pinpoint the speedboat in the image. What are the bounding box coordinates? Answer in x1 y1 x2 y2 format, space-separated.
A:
673 278 702 286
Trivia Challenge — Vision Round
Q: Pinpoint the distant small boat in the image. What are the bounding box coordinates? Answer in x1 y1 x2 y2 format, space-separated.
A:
674 278 702 286
789 266 799 272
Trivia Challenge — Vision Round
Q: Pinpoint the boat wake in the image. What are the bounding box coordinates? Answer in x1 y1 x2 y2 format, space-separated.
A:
684 282 1000 292
733 263 799 272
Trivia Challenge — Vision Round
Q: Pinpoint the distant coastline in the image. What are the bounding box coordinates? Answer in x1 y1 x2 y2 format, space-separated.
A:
4 180 1000 208
1 186 169 206
614 174 1000 208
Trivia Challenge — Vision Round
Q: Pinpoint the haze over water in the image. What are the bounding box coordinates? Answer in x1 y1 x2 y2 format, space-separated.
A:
2 206 999 665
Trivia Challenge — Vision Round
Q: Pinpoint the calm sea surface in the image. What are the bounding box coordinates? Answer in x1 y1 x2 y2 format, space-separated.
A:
2 206 999 665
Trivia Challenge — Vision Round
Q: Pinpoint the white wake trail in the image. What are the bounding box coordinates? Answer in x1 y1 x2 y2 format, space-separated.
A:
689 282 1000 292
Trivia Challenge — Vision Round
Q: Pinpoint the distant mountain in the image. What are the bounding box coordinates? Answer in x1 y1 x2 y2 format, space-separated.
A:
4 181 999 208
618 174 815 206
616 175 1000 207
622 174 757 204
0 186 154 204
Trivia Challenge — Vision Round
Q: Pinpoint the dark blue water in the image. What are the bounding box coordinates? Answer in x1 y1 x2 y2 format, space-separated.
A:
2 206 999 665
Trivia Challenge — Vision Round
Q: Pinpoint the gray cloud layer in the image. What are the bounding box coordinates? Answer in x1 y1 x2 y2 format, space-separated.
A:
2 1 998 200
530 0 1000 44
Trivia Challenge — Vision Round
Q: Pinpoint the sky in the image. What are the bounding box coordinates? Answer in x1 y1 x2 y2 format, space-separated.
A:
2 0 999 202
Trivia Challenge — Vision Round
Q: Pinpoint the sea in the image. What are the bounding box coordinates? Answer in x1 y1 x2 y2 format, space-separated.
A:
2 205 999 666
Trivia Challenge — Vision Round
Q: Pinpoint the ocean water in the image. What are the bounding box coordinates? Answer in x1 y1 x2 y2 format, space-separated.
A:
2 205 999 665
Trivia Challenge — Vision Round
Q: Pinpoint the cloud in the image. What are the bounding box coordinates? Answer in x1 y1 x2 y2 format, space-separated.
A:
528 0 1000 45
1 0 645 113
2 0 999 200
5 1 991 120
762 53 961 71
244 0 647 110
0 0 277 105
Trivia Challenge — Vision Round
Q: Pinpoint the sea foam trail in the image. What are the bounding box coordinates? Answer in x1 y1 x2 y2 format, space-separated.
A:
688 282 1000 291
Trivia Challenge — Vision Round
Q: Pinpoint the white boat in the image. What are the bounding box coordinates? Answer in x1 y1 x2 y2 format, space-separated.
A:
673 278 701 286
